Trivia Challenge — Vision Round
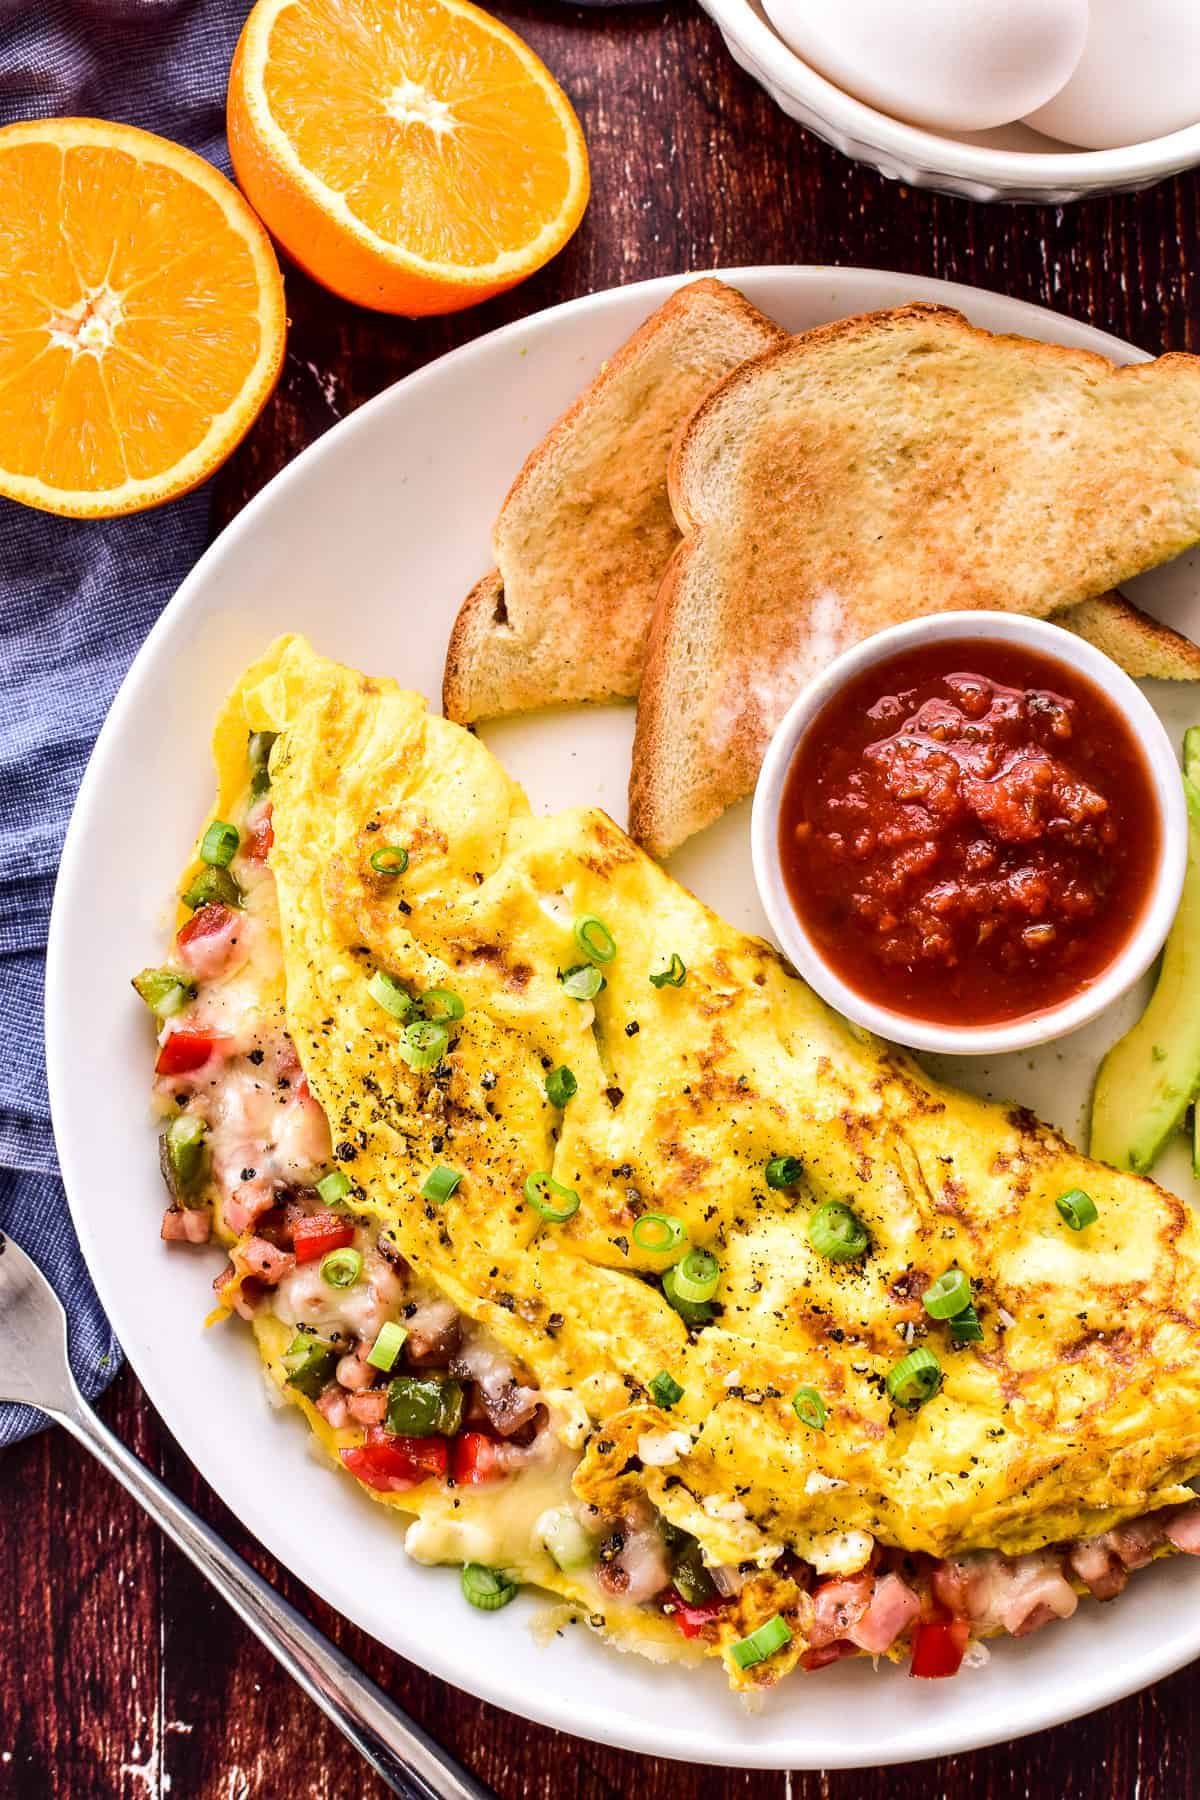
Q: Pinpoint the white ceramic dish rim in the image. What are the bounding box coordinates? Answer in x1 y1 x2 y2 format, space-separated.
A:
752 610 1188 1057
43 266 1200 1769
703 0 1200 194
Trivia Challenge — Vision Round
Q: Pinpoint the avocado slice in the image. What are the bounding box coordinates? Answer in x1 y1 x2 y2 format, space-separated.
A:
1186 731 1200 1179
1090 755 1200 1174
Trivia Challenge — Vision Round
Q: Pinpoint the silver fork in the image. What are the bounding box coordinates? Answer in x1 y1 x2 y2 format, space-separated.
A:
0 1231 495 1800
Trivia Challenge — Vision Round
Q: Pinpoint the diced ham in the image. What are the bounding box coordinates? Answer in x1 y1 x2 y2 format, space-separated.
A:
1068 1537 1128 1601
996 1554 1078 1637
596 1507 672 1604
1106 1515 1167 1571
347 1390 389 1427
801 1641 858 1672
214 1264 264 1322
931 1549 1076 1637
1164 1504 1200 1555
176 904 249 983
235 1236 294 1286
450 1335 541 1437
405 1296 462 1366
316 1385 350 1430
809 1572 874 1649
223 1177 277 1237
849 1572 922 1654
160 1206 211 1244
336 1343 377 1391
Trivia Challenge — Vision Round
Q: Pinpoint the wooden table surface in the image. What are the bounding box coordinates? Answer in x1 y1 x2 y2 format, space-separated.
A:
5 3 1200 1795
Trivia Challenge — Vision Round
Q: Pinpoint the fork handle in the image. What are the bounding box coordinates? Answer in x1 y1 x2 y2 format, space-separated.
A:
54 1393 495 1800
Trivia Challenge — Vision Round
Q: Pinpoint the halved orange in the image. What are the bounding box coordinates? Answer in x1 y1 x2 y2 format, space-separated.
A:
0 119 286 518
228 0 590 317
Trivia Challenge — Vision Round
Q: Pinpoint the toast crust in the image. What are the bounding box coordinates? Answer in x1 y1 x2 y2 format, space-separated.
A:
631 303 1200 857
442 278 786 724
1054 590 1200 680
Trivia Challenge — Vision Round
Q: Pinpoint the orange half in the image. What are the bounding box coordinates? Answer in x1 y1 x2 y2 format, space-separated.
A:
0 119 286 518
228 0 590 316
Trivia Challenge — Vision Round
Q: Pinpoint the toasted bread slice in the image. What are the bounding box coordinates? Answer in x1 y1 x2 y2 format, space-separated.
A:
630 303 1200 857
1054 590 1200 680
442 278 786 724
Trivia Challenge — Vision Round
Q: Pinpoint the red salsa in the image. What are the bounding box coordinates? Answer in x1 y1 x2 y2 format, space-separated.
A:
778 639 1161 1027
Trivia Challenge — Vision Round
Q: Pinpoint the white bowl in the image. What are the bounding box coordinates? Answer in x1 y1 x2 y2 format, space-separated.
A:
702 0 1200 202
752 611 1188 1057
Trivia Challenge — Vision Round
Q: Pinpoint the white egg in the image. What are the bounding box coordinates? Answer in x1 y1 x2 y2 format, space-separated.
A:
1024 0 1200 149
761 0 1088 135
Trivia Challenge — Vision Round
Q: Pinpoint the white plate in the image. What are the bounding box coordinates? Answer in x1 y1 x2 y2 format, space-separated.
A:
46 267 1200 1770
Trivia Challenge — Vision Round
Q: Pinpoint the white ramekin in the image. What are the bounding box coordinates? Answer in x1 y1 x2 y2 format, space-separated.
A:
751 611 1188 1056
701 0 1200 204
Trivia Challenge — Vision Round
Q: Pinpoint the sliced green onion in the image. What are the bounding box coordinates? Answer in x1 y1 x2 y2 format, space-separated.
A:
886 1346 942 1408
561 963 604 1001
161 1115 207 1196
672 1542 716 1604
791 1386 827 1430
370 845 409 876
923 1268 972 1321
248 730 277 772
181 865 242 911
524 1172 580 1223
631 1212 687 1254
765 1155 803 1190
282 1332 336 1399
316 1169 351 1206
538 1508 592 1572
200 819 239 868
649 954 686 989
649 1371 684 1409
461 1563 518 1611
133 967 195 1019
397 1020 450 1070
366 1321 407 1373
729 1614 792 1670
320 1248 362 1289
672 1247 719 1304
421 987 465 1024
807 1199 870 1262
1056 1188 1098 1231
574 914 616 964
248 730 277 799
367 969 415 1022
422 1164 462 1203
387 1375 465 1437
662 1265 713 1327
545 1065 577 1108
949 1305 984 1344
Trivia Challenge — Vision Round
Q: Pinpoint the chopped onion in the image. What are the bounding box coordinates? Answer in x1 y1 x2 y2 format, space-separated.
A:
708 1563 744 1598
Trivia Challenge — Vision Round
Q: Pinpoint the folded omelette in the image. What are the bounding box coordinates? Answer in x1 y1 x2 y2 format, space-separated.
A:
139 636 1200 1692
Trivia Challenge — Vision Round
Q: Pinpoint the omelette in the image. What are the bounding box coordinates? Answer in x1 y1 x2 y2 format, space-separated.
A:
136 636 1200 1692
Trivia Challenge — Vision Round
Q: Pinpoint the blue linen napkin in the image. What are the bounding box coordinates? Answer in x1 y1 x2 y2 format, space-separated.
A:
0 0 250 1444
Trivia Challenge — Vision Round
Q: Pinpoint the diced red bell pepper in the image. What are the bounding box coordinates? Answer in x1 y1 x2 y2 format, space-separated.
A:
293 1211 354 1264
155 1030 229 1075
177 902 234 947
909 1618 969 1679
451 1432 505 1485
665 1588 728 1638
244 808 274 860
340 1432 449 1492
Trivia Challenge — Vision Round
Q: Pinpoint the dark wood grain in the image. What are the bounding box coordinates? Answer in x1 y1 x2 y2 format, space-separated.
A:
5 1 1200 1794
